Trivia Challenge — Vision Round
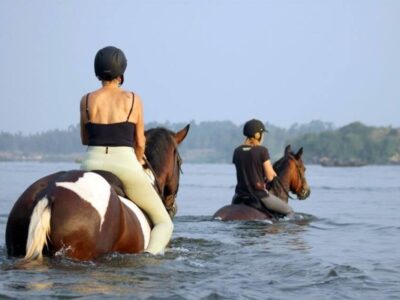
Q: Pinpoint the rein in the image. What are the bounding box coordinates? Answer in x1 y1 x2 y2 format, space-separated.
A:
274 177 294 200
166 145 183 199
143 156 164 199
144 142 182 208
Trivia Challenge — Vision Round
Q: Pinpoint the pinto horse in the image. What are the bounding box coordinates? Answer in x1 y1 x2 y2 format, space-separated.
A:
213 145 311 221
6 125 190 261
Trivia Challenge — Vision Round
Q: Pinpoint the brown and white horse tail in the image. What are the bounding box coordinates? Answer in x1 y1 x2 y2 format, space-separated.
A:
24 197 51 260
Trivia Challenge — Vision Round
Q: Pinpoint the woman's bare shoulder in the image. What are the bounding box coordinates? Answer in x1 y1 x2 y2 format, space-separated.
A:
79 94 89 110
122 89 140 97
133 93 142 104
124 91 142 107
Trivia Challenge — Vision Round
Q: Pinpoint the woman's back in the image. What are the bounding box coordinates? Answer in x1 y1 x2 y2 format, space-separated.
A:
85 87 137 124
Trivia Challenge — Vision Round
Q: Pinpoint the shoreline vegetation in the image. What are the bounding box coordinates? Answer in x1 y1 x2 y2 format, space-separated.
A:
1 120 400 166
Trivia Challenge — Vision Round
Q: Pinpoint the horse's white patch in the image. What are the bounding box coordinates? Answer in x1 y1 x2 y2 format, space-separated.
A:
119 197 151 249
56 172 110 230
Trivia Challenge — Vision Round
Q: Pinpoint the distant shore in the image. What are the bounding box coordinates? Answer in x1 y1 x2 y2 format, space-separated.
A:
1 121 400 165
0 152 83 163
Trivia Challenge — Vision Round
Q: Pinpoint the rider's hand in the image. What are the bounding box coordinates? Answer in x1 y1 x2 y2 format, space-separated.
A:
140 154 148 167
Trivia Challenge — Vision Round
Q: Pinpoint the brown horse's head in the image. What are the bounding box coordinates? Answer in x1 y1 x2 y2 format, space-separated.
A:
272 145 311 201
145 124 190 219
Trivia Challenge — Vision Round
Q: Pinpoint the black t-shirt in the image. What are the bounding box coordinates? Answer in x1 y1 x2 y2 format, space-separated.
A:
232 145 270 198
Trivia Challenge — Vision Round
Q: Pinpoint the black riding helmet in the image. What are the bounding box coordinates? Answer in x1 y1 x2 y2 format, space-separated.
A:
94 46 127 84
243 119 268 138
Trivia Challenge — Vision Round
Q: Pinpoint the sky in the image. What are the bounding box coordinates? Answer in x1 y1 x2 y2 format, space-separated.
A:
0 0 399 134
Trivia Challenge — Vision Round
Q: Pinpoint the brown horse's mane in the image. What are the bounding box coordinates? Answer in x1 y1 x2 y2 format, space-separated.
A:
273 153 292 173
270 152 294 199
145 127 176 173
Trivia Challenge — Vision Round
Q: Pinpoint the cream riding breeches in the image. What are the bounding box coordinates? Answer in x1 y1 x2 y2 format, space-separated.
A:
81 146 173 255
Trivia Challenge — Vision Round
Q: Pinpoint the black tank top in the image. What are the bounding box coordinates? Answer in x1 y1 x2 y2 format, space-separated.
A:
85 93 136 147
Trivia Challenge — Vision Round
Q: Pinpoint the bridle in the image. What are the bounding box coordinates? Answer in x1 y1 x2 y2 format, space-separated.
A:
274 155 307 200
162 145 182 218
144 142 182 218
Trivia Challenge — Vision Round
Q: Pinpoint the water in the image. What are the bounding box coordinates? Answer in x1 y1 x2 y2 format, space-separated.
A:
1 162 399 299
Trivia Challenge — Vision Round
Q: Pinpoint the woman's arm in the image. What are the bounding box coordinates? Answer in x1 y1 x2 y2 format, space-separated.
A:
134 95 146 164
80 96 89 145
263 159 277 182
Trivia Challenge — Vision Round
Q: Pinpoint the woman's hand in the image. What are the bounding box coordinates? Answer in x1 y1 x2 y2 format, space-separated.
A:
139 154 148 167
263 159 277 182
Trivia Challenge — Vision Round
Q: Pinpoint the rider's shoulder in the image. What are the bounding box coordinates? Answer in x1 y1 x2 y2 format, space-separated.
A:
120 90 141 102
131 92 142 102
79 93 90 109
253 145 269 152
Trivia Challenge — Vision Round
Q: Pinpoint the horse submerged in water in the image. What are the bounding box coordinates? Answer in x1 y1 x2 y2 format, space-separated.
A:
6 125 189 261
213 145 311 221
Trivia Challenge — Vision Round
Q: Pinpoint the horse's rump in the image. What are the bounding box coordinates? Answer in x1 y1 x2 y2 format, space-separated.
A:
49 171 121 259
7 170 150 260
213 204 271 221
6 171 66 257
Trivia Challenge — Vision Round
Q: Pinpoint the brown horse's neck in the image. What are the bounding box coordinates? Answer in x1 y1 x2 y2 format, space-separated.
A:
144 128 182 219
270 165 291 203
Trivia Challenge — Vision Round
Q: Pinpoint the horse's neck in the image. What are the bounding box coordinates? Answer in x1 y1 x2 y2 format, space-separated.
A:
270 170 290 202
145 142 174 191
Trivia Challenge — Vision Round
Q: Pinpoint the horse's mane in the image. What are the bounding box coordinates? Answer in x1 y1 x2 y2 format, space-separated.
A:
270 152 294 197
145 127 176 173
273 153 292 174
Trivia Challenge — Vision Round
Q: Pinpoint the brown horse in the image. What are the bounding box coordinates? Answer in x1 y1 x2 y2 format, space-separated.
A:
213 145 311 221
5 125 190 261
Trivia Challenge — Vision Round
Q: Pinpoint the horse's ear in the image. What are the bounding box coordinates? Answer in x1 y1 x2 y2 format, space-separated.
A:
174 124 190 145
284 145 292 157
295 147 303 159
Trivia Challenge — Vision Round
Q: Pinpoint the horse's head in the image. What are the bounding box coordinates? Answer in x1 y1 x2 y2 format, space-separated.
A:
145 124 190 219
273 145 311 201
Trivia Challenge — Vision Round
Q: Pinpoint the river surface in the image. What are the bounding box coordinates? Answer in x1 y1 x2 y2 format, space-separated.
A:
0 162 399 299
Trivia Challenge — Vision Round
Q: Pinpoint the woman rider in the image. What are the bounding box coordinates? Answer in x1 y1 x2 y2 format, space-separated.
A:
80 46 173 255
232 119 294 217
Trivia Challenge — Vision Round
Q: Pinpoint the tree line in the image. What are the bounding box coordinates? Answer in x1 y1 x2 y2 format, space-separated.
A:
288 122 400 165
1 120 399 165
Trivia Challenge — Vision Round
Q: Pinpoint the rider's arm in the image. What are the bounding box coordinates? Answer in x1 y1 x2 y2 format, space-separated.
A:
263 159 277 182
134 95 146 165
80 96 89 145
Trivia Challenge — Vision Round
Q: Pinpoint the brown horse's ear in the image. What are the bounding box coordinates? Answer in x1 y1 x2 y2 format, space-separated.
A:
174 124 190 145
295 147 303 159
284 145 292 157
